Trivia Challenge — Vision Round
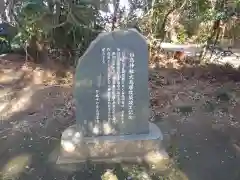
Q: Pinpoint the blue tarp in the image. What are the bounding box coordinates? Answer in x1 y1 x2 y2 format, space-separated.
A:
0 23 9 36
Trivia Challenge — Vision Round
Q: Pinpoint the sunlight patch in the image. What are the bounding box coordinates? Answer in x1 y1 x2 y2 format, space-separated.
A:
0 102 8 112
9 87 33 115
1 154 32 180
102 170 118 180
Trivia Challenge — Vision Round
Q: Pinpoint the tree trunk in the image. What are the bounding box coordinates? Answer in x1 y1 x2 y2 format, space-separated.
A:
111 0 120 31
159 8 176 41
28 36 48 64
0 0 7 22
47 0 54 12
207 0 226 45
55 1 61 24
200 0 226 60
159 0 187 41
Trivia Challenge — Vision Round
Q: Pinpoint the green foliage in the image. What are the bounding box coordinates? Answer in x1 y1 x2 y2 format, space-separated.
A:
139 0 240 44
21 0 47 19
0 37 11 54
11 0 48 48
10 0 103 62
4 0 240 60
177 26 188 43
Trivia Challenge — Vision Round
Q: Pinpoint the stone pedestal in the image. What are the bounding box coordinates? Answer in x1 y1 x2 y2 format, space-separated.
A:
57 122 168 164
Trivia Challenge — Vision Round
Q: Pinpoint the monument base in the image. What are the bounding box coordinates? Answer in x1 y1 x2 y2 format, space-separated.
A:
57 122 168 165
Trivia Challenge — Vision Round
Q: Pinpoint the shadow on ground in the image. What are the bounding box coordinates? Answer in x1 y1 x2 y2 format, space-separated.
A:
0 53 73 82
0 53 240 180
150 58 240 180
0 86 187 180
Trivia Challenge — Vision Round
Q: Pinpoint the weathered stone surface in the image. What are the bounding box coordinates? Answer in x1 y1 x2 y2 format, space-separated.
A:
58 122 165 164
58 29 166 164
74 29 149 136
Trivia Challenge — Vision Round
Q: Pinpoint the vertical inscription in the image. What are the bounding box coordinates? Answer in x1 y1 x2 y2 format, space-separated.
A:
95 89 100 123
116 48 121 105
99 48 135 125
111 51 116 123
120 51 126 122
128 52 135 120
95 48 106 124
107 48 112 122
101 48 106 64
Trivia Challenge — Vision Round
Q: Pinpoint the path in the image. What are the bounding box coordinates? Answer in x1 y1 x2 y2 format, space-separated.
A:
160 42 240 68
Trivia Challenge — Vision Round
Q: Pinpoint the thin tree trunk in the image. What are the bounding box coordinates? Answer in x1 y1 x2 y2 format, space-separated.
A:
111 0 120 31
200 0 226 60
28 35 49 63
159 8 176 41
0 0 7 22
55 1 61 24
47 0 54 12
207 0 226 45
159 0 187 41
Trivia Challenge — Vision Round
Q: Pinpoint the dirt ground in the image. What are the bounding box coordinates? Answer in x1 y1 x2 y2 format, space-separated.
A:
0 53 239 180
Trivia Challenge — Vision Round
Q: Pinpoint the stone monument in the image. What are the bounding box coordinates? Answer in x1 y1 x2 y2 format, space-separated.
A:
57 28 167 164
